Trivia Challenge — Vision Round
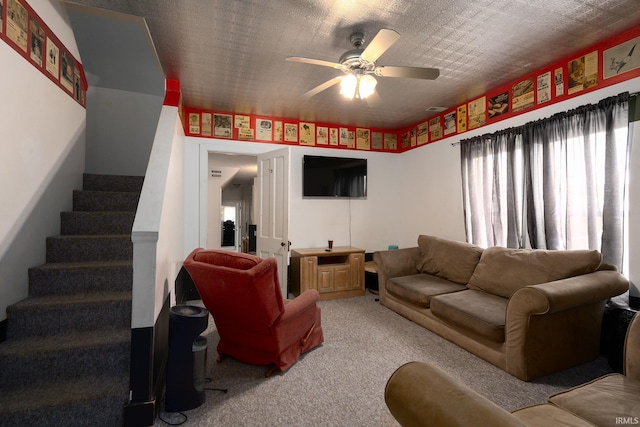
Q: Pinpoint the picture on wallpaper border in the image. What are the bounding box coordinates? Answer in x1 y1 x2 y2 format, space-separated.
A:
604 36 640 79
7 0 27 52
45 36 59 78
60 50 75 93
214 113 232 138
568 51 598 95
29 16 44 67
256 118 272 141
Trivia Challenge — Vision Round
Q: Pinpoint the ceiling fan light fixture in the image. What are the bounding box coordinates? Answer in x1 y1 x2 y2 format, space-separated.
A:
340 73 377 100
358 74 377 99
340 74 357 99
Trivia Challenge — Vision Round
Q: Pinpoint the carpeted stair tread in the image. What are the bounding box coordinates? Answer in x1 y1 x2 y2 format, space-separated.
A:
73 189 140 212
8 290 132 310
83 173 144 193
0 328 130 355
46 235 132 263
60 211 135 235
0 329 130 388
29 260 133 296
7 292 132 339
0 374 128 425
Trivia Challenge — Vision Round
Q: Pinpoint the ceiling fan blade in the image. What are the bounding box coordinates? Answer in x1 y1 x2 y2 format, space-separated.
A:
286 57 343 70
375 65 440 80
365 91 382 108
360 29 400 63
299 76 344 100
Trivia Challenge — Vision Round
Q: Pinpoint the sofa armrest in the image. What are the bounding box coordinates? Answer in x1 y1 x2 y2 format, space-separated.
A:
385 361 525 427
374 247 421 301
505 270 629 380
508 270 629 318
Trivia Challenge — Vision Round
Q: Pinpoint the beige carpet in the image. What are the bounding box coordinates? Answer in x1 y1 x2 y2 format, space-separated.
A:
156 293 612 426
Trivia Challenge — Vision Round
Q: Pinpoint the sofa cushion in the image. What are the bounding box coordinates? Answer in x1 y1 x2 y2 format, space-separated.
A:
512 403 595 427
431 289 507 342
467 246 602 298
387 274 467 308
548 373 640 426
417 235 484 284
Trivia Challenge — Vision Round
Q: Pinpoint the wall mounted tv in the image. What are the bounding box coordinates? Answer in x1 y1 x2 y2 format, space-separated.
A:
303 155 367 198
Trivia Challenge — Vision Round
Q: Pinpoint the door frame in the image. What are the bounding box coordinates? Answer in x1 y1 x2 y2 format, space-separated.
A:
197 140 289 253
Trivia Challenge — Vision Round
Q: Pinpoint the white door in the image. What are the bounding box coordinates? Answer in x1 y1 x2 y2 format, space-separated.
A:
257 147 290 297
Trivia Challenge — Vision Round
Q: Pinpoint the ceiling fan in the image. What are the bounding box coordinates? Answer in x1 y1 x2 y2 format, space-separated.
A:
286 28 439 104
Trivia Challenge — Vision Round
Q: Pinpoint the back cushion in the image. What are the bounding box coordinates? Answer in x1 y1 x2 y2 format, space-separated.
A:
417 235 484 284
467 246 602 298
194 250 261 270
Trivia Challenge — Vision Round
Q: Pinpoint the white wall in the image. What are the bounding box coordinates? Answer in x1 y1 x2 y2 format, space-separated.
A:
289 147 403 251
0 1 85 322
85 86 163 176
395 140 467 247
132 106 185 329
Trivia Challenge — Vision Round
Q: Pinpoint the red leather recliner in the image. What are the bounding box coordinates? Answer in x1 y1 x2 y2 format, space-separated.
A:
183 248 323 376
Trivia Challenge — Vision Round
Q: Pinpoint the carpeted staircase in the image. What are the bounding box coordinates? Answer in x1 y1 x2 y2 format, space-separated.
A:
0 173 143 426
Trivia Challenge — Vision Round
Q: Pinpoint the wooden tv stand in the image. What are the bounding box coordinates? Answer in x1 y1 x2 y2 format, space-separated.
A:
291 246 365 300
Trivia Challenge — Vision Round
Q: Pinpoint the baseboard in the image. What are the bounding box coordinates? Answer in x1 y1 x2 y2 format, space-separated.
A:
0 318 6 343
125 295 171 426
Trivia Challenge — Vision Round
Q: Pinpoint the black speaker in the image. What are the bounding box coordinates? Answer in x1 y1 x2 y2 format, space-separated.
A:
165 305 209 411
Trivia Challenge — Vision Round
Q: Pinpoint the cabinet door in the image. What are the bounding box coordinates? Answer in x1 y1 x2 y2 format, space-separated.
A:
350 253 365 290
317 265 334 293
300 256 318 293
334 264 351 291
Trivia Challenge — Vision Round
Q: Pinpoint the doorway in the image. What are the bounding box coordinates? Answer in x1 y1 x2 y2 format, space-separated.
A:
199 144 290 296
207 153 258 252
221 204 240 251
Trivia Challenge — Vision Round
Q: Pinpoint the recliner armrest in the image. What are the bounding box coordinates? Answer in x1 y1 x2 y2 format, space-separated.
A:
385 361 525 427
279 289 320 324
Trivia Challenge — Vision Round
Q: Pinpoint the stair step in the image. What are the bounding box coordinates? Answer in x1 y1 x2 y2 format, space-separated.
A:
83 173 144 193
61 211 135 235
0 375 128 426
46 235 132 263
6 292 132 339
73 189 140 212
28 261 132 296
0 329 130 388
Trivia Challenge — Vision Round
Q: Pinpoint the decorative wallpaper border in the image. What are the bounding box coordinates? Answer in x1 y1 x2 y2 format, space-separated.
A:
1 0 87 107
184 24 640 153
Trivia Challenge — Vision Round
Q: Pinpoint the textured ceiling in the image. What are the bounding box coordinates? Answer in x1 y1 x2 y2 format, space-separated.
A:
65 0 640 130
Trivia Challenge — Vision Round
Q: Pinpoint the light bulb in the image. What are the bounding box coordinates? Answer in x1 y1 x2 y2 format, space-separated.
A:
340 74 357 99
358 74 377 99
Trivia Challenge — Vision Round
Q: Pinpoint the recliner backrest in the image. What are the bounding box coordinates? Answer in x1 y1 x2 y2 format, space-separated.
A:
184 249 285 331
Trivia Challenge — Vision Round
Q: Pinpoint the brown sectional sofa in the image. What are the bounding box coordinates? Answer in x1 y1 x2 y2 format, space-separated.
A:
373 235 629 381
385 312 640 426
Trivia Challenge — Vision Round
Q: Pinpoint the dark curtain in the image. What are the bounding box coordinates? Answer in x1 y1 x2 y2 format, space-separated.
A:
461 92 629 269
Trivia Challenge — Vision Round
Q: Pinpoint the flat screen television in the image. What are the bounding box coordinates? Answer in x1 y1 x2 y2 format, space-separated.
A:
303 155 367 198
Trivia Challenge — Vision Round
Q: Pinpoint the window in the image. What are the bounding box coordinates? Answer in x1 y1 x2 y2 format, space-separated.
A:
461 93 630 270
